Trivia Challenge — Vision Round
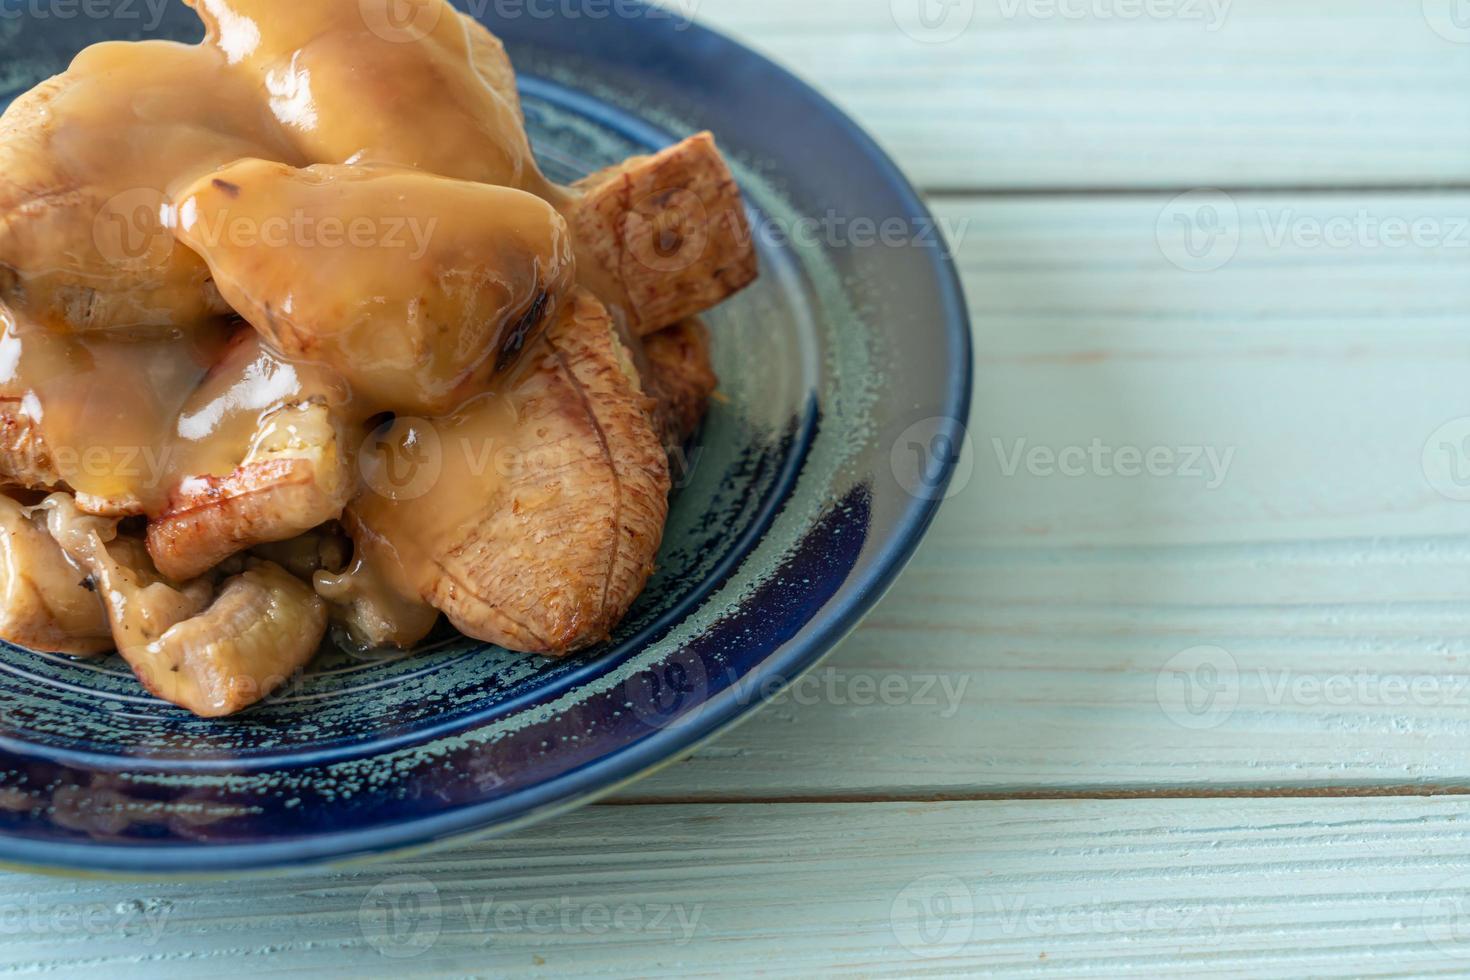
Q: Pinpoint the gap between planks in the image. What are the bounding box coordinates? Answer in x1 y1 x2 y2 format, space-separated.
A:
605 784 1470 805
920 182 1470 199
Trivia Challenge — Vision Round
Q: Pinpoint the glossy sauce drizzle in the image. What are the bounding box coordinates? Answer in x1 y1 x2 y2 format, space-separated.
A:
0 0 619 644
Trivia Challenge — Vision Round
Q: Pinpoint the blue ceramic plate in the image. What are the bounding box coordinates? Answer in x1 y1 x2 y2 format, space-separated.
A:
0 1 971 874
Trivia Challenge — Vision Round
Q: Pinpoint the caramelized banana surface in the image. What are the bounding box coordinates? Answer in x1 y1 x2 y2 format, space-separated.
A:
0 41 303 333
173 160 575 415
184 0 555 194
0 0 759 717
350 291 671 655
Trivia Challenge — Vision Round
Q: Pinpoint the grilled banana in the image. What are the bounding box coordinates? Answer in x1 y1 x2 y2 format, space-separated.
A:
349 290 671 655
0 494 111 656
41 494 327 717
147 400 353 582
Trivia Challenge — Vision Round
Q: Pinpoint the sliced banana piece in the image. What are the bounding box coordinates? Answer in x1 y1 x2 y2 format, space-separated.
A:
314 555 440 653
569 133 758 337
172 160 574 416
349 290 672 655
182 0 549 193
0 398 62 495
0 42 301 333
41 494 327 718
251 525 351 583
0 495 111 655
639 319 719 453
147 400 353 583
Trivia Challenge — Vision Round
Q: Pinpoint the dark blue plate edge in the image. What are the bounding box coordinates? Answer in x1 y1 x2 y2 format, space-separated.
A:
0 73 816 774
0 8 974 877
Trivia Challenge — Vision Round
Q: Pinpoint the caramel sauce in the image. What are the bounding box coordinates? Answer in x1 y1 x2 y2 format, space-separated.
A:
0 0 641 643
0 40 306 332
183 0 560 197
0 304 225 510
172 159 574 417
313 552 440 650
170 328 351 485
350 367 529 604
0 303 353 515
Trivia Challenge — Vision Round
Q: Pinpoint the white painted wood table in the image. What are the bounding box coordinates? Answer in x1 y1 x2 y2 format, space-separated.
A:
7 1 1470 974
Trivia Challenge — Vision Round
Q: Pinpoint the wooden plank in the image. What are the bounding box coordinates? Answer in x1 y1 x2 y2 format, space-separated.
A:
644 0 1470 190
945 190 1470 547
4 797 1470 975
625 190 1470 799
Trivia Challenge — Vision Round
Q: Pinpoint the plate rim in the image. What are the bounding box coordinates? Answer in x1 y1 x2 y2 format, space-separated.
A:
0 3 974 876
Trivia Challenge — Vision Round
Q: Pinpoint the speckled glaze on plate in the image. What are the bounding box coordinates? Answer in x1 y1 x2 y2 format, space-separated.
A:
0 1 972 874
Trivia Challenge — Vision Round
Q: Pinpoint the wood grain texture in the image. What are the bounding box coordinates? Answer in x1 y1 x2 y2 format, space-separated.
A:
6 798 1470 975
649 0 1470 190
4 4 1468 976
626 190 1470 800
